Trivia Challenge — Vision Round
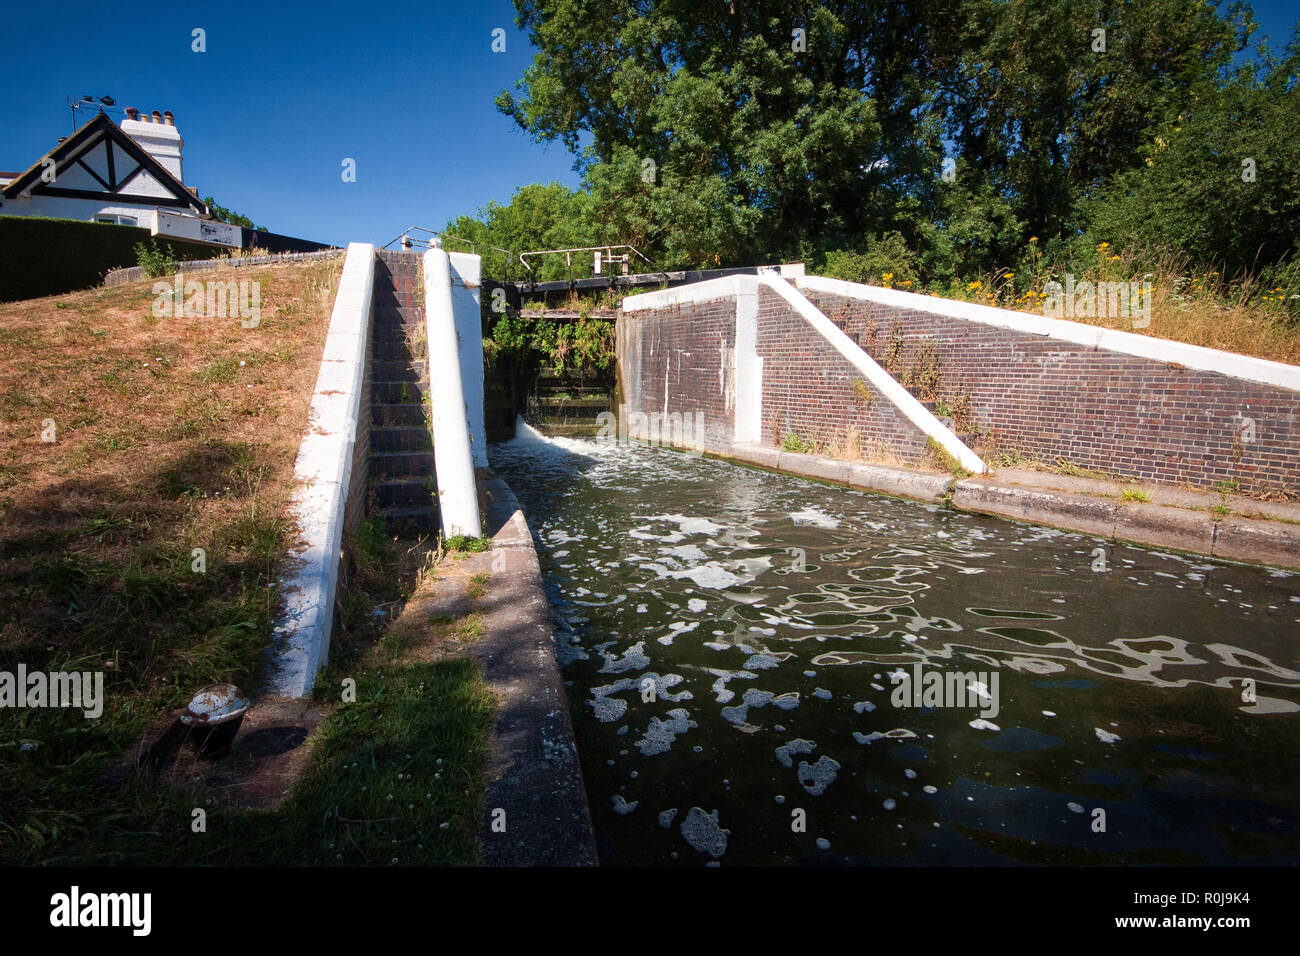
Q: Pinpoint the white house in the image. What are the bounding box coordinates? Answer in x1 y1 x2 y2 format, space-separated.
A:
0 108 241 247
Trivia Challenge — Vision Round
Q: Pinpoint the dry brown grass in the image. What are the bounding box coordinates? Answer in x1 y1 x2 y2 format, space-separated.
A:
1019 273 1300 366
0 256 341 693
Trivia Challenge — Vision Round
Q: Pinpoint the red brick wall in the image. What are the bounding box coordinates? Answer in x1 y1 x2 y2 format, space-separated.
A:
756 286 930 461
805 289 1299 494
616 296 737 448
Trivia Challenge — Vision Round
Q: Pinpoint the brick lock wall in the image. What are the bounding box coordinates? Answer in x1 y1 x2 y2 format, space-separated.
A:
617 297 738 448
756 287 930 461
346 343 373 532
806 290 1300 494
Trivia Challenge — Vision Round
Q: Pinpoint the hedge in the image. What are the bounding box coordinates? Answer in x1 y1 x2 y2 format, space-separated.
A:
0 217 214 302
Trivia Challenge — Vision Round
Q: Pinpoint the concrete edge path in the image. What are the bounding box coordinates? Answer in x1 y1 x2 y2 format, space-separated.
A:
711 442 1300 572
475 468 599 866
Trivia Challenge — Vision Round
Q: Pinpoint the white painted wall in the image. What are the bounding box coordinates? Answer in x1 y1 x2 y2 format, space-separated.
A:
266 243 374 698
150 209 240 247
120 117 184 180
424 248 482 538
0 114 194 226
733 282 763 444
448 251 487 467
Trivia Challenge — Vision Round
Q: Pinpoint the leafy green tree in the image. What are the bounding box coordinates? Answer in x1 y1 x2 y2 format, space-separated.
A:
481 0 1291 281
202 196 266 232
1081 35 1300 279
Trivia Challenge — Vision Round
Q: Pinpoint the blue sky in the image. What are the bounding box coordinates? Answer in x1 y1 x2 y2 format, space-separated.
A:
0 0 582 247
1 0 1295 249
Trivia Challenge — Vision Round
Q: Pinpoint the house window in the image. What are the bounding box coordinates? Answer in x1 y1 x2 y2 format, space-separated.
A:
94 215 137 226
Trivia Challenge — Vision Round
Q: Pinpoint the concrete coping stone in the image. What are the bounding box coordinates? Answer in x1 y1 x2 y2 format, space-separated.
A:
473 469 599 866
719 443 953 503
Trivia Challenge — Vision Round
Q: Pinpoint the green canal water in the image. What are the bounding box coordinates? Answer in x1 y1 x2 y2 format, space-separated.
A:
490 424 1300 866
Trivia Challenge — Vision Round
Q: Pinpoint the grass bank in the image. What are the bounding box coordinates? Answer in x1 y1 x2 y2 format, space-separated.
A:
0 259 343 861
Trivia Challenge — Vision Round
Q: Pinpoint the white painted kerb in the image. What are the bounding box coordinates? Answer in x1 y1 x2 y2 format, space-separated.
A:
265 242 374 698
425 249 482 538
448 251 488 467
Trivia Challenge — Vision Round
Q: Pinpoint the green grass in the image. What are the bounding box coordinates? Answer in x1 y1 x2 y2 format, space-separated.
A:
456 612 486 642
443 534 490 553
927 437 970 478
1121 488 1151 503
1053 457 1111 480
466 573 489 600
780 430 814 454
993 449 1030 468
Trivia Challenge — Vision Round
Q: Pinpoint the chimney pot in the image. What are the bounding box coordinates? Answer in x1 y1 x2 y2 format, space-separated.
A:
163 110 174 126
151 110 162 124
125 107 139 121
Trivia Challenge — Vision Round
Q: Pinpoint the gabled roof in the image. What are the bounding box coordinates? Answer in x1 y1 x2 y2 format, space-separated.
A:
1 111 208 214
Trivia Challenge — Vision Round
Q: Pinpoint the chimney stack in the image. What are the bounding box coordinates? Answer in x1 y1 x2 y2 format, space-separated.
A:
120 107 186 182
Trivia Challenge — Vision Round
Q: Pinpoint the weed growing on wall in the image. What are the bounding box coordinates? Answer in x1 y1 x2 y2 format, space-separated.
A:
133 238 179 278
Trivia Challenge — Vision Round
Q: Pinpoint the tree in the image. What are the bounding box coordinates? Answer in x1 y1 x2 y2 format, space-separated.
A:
203 196 266 232
489 0 1293 279
1081 34 1300 279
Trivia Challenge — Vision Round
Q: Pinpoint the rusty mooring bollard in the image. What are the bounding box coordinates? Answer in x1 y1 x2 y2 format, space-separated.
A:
179 684 250 759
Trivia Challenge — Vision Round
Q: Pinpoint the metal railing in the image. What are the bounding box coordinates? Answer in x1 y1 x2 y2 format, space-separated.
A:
518 244 650 280
381 226 516 278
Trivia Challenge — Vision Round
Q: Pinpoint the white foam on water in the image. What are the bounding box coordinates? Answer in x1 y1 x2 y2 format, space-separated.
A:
589 696 627 723
854 701 877 713
1067 802 1085 814
1095 727 1122 743
646 513 727 536
969 719 1000 731
923 785 938 794
790 507 840 529
798 755 842 795
635 708 698 756
658 808 677 828
675 563 743 589
598 641 650 674
883 798 897 810
813 688 832 700
775 738 816 768
688 598 708 613
816 837 831 850
664 544 710 562
613 795 638 815
681 807 730 858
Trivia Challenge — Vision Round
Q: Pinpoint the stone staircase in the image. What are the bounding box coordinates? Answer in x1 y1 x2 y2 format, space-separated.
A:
370 251 438 536
825 312 979 450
